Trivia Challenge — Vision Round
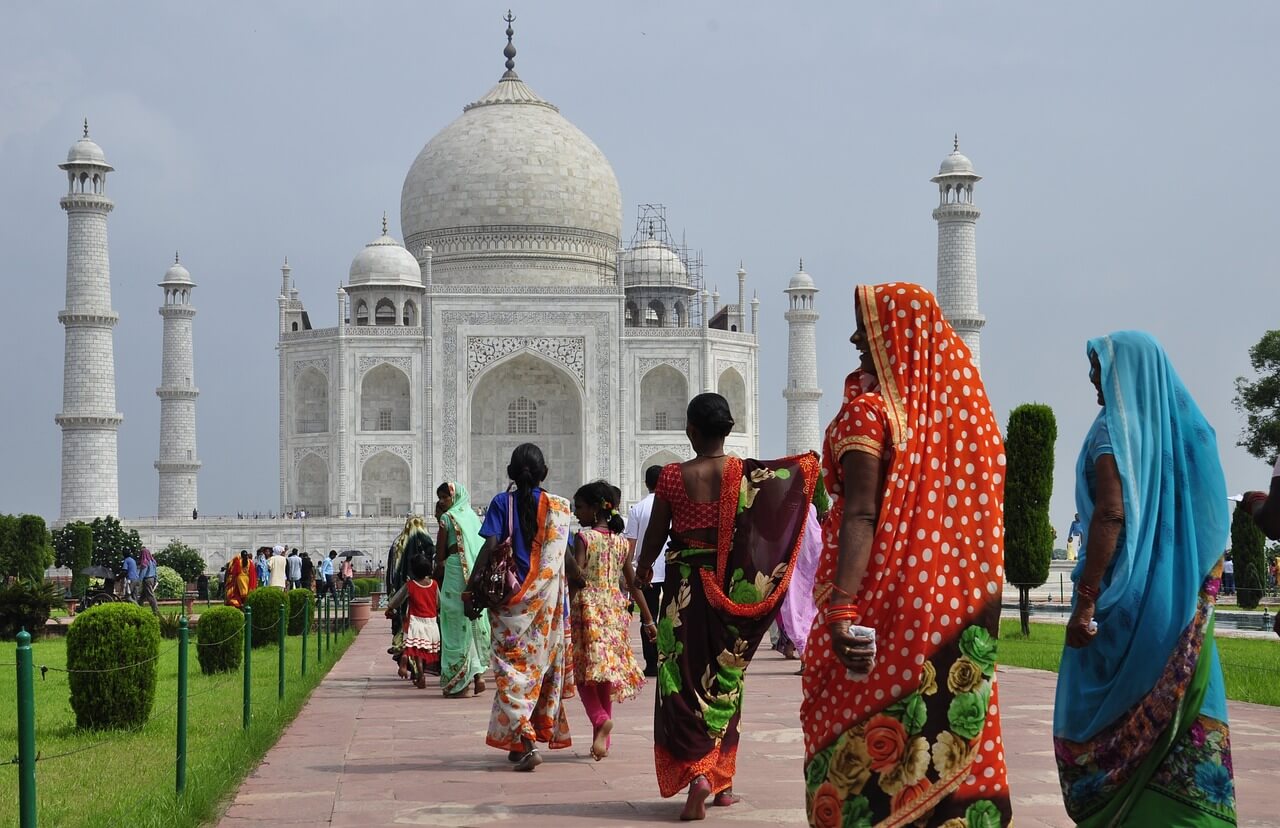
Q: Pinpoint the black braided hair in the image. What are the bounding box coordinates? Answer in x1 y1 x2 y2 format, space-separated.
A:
506 443 548 545
573 480 626 534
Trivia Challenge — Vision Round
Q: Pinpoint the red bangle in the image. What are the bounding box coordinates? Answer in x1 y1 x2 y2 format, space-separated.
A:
825 603 861 624
1076 583 1100 602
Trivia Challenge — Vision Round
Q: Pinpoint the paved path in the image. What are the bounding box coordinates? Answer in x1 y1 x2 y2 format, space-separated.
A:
219 624 1280 827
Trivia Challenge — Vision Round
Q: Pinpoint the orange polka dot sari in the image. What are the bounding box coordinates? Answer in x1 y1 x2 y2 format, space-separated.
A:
800 283 1011 827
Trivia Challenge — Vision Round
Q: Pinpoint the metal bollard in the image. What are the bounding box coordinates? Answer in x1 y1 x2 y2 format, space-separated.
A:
243 606 252 730
177 616 189 793
16 629 37 828
302 593 309 677
278 604 287 701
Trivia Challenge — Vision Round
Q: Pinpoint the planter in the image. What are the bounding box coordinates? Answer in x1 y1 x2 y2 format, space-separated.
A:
371 591 385 611
65 598 79 617
350 597 372 631
183 593 196 616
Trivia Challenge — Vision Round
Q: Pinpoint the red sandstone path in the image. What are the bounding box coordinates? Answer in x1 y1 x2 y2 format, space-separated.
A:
218 624 1280 827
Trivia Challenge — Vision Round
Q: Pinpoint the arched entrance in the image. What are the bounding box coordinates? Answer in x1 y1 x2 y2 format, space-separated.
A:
360 451 411 517
294 454 329 516
469 353 583 499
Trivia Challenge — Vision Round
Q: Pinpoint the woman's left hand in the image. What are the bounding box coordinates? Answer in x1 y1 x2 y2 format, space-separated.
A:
642 622 658 643
1065 599 1097 648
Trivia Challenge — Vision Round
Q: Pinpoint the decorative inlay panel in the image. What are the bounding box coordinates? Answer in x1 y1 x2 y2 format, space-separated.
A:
291 358 329 381
467 336 585 385
357 443 413 465
637 357 690 377
292 445 329 467
637 443 693 462
357 356 413 377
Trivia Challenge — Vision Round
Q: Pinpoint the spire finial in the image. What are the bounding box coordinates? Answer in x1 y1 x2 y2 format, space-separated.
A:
174 250 180 264
381 211 388 235
83 118 89 138
503 10 518 75
799 257 804 271
953 133 959 152
647 220 654 240
283 255 289 267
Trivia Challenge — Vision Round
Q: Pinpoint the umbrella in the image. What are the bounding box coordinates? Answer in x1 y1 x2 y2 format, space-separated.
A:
341 550 366 558
79 565 115 578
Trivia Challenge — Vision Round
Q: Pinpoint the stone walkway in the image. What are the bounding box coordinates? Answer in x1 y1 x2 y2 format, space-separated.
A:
219 624 1280 827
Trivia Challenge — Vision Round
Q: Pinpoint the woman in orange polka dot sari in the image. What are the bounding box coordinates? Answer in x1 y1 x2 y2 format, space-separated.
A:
800 283 1012 827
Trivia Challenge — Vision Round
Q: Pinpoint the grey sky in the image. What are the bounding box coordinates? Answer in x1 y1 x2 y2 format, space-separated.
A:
1 2 1276 536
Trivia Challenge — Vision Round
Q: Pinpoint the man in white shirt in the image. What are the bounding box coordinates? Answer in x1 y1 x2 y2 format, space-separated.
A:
625 465 667 677
286 548 302 590
267 544 289 589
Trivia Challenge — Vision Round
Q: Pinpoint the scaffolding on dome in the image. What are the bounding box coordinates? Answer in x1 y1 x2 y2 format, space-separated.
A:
616 203 705 329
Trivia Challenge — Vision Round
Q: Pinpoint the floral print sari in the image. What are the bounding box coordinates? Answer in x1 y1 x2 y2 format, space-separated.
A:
485 491 576 752
801 283 1011 827
654 453 820 798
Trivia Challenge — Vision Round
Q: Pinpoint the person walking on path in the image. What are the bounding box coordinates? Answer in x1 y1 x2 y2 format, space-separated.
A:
267 544 288 589
122 549 141 603
636 393 819 821
625 465 667 677
1066 512 1084 561
319 551 336 598
571 480 654 761
138 547 160 614
300 552 314 593
1054 331 1235 826
468 442 575 773
254 548 270 587
800 283 1012 826
434 482 491 698
383 553 442 688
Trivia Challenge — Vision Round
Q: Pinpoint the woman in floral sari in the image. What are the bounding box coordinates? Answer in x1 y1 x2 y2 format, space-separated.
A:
1054 331 1235 826
224 550 256 609
637 392 819 821
800 283 1011 827
469 443 575 772
435 481 491 698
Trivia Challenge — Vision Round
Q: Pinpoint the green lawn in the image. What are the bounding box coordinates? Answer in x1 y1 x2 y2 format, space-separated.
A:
0 625 354 827
999 620 1280 706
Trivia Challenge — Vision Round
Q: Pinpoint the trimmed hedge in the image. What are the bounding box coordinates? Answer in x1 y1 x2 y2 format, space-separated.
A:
351 577 380 597
196 606 244 674
67 603 159 730
286 588 314 636
244 587 288 647
155 565 186 600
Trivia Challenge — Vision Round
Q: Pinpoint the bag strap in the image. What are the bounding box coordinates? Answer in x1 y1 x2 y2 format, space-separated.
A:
506 485 516 542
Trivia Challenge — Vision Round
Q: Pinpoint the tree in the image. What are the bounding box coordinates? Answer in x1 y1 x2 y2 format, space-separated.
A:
0 515 16 579
1003 404 1057 635
156 540 206 583
1233 329 1280 463
0 514 54 581
68 524 93 596
1231 505 1267 610
88 516 142 571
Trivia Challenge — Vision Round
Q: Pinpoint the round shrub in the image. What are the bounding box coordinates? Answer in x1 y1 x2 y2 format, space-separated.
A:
244 587 288 647
67 603 159 730
196 606 244 674
155 565 186 600
352 577 380 597
286 588 314 636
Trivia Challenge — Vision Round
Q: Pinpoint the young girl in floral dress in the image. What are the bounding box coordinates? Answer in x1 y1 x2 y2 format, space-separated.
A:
571 481 656 761
383 553 441 689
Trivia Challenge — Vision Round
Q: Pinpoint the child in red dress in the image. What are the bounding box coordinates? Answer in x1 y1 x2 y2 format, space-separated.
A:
383 553 441 688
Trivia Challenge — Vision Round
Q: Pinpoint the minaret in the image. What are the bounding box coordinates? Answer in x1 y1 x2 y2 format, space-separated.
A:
784 260 822 455
931 136 985 367
155 253 201 518
56 121 123 521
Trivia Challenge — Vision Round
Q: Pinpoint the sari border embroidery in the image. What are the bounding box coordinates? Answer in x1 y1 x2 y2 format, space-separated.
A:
857 284 908 449
505 493 551 607
834 434 883 459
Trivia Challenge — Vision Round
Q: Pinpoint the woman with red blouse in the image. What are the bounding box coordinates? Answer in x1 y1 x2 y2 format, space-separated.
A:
637 392 819 821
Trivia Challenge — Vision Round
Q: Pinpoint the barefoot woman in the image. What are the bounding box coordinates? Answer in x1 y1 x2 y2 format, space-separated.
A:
637 392 819 820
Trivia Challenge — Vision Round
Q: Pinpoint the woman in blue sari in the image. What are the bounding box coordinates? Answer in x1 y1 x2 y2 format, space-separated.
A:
1055 331 1235 827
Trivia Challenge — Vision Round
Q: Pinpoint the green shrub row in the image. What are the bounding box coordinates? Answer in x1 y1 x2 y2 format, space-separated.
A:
196 606 244 674
67 603 159 730
286 588 314 635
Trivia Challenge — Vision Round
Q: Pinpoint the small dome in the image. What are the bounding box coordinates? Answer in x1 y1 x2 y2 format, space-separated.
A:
787 267 816 292
348 228 422 287
163 261 192 284
61 128 112 169
938 150 974 175
623 237 688 287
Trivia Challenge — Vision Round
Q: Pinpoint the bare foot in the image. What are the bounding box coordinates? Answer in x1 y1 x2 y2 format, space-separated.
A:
681 776 712 821
474 675 486 694
590 719 613 760
397 661 409 680
713 790 741 807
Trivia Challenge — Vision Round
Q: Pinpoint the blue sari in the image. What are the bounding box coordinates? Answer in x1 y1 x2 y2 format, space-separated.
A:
1054 331 1235 826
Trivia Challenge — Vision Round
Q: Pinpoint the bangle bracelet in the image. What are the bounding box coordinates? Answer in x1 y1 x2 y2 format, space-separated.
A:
825 602 861 624
1077 583 1100 602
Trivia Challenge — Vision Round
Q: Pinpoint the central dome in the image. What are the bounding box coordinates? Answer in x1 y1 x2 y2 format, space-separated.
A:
400 68 622 286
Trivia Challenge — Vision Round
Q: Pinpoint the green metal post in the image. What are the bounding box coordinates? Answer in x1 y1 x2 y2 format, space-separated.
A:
16 629 37 828
323 594 330 654
1060 573 1065 604
243 606 252 730
302 593 309 677
177 616 189 793
278 604 286 701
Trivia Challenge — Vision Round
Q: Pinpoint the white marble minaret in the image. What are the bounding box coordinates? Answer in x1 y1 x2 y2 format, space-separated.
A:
784 260 822 455
931 137 985 368
56 121 123 522
155 254 201 517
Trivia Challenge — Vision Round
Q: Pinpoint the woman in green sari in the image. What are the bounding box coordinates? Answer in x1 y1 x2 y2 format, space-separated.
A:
435 481 492 698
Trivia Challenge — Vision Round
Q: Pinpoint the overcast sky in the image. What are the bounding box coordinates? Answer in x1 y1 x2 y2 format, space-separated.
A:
1 2 1276 534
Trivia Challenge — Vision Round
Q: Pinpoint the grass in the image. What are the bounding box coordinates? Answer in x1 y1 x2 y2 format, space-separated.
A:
999 620 1280 706
0 622 355 827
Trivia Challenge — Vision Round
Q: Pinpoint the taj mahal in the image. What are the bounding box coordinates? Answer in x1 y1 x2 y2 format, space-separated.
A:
52 19 986 565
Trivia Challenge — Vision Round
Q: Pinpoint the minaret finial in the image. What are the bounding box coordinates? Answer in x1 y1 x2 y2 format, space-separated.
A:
503 10 518 75
381 211 388 235
174 250 180 264
283 255 289 267
83 117 89 138
647 220 654 239
953 133 959 152
799 257 804 271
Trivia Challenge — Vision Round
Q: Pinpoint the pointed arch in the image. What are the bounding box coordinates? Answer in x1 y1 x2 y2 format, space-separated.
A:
717 367 748 433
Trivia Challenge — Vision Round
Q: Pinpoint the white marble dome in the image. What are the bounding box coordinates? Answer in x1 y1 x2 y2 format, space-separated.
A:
787 267 815 292
400 70 622 285
937 149 976 177
623 237 688 286
64 136 110 168
161 259 193 285
348 227 422 287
